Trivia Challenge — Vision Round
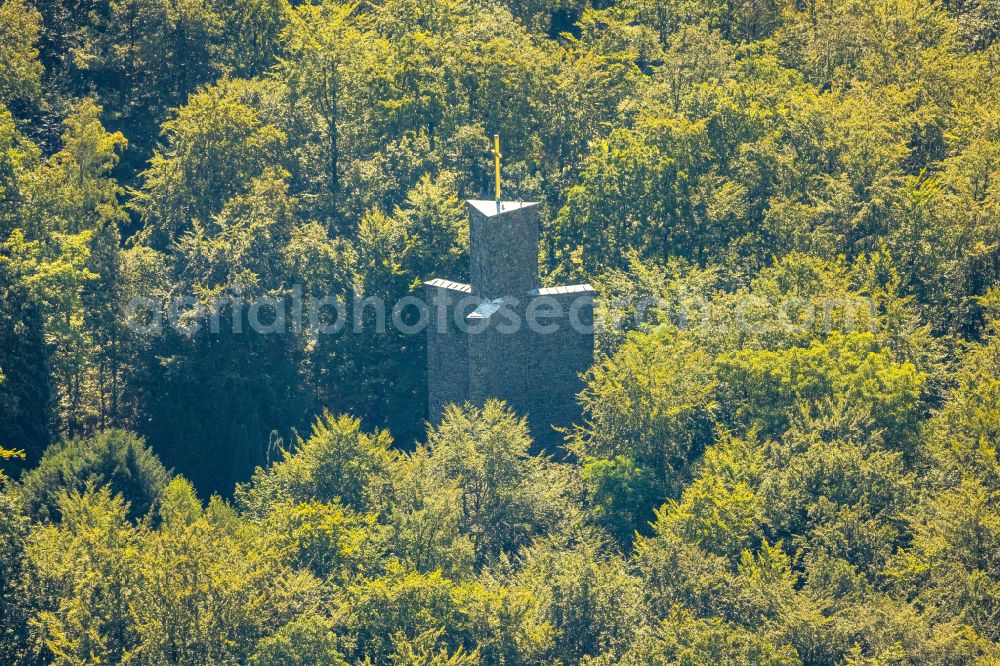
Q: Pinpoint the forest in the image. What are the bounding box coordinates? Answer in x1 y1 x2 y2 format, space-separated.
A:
1 0 999 663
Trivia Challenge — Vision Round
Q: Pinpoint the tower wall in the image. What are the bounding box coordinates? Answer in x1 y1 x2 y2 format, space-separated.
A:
425 279 474 423
526 286 595 450
466 299 533 419
468 201 540 298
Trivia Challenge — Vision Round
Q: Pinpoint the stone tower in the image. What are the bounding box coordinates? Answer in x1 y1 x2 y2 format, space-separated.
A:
425 199 594 449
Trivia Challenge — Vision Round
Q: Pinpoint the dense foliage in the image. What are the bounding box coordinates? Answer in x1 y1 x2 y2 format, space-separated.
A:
1 0 999 662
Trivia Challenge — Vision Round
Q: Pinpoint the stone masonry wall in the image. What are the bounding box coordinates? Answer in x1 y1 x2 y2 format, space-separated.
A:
425 279 474 422
469 201 540 298
467 299 533 418
526 286 595 450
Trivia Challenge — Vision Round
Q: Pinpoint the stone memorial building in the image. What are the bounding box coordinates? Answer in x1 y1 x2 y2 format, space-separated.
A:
425 199 594 449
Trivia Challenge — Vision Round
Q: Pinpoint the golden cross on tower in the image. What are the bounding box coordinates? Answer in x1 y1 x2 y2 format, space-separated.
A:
493 134 502 209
